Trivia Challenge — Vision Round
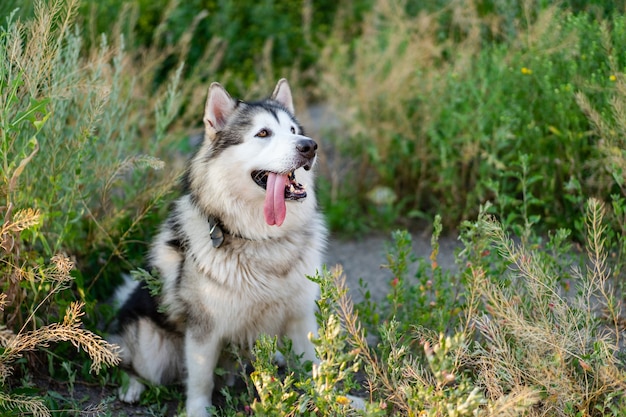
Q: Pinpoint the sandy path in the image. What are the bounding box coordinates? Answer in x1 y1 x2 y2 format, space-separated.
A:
325 232 461 303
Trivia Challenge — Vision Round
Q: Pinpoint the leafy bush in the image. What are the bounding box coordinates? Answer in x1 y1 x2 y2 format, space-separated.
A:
279 200 624 416
0 0 219 413
74 0 356 96
319 0 626 233
214 195 625 416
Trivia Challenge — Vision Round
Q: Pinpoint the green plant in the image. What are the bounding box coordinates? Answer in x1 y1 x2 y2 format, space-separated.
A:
576 22 626 289
464 199 626 416
340 261 537 416
249 267 365 416
319 0 626 233
370 219 465 338
0 293 119 416
0 0 224 413
77 0 356 98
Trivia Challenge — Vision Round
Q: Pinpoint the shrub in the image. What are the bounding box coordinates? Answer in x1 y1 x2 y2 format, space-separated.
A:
0 0 219 412
463 200 626 416
576 21 626 276
2 1 626 415
319 0 626 233
76 0 358 97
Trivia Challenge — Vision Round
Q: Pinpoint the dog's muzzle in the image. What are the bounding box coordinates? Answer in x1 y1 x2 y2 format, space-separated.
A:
251 138 317 201
254 137 318 226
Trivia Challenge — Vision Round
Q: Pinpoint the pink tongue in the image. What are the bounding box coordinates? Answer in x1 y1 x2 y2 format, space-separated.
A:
264 172 287 226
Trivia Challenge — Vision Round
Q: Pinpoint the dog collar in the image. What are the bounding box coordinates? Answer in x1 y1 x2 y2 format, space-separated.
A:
207 215 273 247
207 216 225 248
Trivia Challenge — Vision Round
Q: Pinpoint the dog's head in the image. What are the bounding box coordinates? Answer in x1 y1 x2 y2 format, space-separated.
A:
196 79 318 228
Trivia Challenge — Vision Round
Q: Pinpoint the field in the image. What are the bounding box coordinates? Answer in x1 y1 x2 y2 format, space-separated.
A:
1 0 626 415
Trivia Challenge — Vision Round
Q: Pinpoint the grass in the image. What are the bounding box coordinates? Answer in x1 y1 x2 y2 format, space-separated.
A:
319 0 626 234
0 0 626 415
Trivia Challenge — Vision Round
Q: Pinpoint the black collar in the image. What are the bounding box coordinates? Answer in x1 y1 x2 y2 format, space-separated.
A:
207 215 275 248
207 216 225 248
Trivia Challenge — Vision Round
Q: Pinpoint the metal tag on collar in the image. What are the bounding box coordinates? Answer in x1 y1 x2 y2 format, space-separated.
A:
208 217 225 248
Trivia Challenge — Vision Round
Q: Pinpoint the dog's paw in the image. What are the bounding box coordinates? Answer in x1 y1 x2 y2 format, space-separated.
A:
273 351 286 367
186 396 212 417
118 375 145 403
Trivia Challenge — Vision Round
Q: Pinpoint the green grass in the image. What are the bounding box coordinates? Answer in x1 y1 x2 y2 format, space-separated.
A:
1 0 626 415
319 1 626 234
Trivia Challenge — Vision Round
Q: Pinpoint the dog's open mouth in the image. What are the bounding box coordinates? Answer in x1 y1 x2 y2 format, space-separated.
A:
252 170 307 227
252 170 307 200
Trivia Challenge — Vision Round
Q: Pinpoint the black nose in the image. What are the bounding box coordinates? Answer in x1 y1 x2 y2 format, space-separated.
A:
296 138 318 159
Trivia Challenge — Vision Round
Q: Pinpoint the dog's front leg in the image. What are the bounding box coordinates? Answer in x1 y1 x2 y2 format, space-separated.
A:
285 312 318 364
185 331 221 417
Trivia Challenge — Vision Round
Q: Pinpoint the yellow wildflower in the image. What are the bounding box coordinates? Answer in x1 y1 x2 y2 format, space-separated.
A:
521 67 533 75
610 74 617 82
336 395 350 406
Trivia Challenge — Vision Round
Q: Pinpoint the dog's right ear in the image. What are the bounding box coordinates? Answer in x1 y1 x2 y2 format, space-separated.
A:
204 82 237 139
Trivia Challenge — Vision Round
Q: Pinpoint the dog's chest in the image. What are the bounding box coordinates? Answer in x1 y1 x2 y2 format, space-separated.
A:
155 196 324 339
180 244 318 340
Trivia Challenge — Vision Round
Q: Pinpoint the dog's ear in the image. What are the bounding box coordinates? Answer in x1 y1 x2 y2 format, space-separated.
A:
204 82 237 138
271 78 295 115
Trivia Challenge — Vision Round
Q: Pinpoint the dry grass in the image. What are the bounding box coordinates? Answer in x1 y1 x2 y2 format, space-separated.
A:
0 249 120 416
575 22 626 199
1 0 224 260
334 263 540 416
467 199 625 416
317 0 617 233
0 203 119 415
0 0 211 412
328 196 624 415
318 0 499 209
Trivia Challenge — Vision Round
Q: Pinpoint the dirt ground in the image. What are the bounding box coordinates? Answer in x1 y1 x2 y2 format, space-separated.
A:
326 230 461 303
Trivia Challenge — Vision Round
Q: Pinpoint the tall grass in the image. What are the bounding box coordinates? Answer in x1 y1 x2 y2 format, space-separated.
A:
0 0 222 413
319 0 625 232
1 0 214 258
464 201 625 416
2 0 626 415
221 197 625 416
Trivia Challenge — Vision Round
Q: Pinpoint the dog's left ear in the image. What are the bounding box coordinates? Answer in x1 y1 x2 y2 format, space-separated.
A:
271 78 295 115
204 82 237 139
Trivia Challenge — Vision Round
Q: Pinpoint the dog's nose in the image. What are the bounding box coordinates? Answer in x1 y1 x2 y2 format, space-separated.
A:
296 138 318 159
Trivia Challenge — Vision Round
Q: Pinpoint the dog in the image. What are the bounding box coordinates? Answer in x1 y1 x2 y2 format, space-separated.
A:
109 79 327 416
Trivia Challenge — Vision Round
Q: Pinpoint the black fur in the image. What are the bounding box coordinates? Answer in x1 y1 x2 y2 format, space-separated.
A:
116 284 177 333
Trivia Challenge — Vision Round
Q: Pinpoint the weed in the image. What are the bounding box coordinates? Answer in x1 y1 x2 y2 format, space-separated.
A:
465 199 626 416
248 267 363 416
2 0 626 415
319 0 626 233
0 0 218 413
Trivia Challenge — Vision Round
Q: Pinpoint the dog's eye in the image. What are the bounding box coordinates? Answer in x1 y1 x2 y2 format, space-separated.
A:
256 129 271 138
290 126 296 134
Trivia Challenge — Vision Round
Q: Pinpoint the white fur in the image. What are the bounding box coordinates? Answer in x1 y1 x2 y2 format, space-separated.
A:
118 375 146 403
112 274 139 309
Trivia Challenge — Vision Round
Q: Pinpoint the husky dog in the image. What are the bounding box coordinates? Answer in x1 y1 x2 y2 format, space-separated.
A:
110 79 326 417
